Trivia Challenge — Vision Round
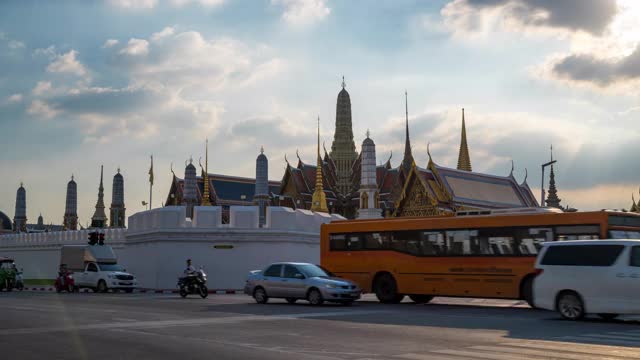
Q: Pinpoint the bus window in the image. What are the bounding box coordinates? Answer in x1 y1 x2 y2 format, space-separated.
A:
445 230 476 255
476 228 516 255
363 232 384 249
347 234 364 250
609 230 640 239
420 232 445 255
555 225 600 240
330 234 347 250
516 227 552 255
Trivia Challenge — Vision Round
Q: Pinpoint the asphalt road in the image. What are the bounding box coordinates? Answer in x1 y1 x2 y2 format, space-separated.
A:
1 291 639 360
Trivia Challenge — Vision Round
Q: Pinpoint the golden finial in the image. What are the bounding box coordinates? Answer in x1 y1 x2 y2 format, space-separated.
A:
311 115 328 212
341 76 346 89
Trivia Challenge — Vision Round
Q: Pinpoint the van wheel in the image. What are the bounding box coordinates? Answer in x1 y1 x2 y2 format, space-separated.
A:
556 291 585 320
598 313 619 321
409 295 433 304
374 273 404 304
97 280 108 293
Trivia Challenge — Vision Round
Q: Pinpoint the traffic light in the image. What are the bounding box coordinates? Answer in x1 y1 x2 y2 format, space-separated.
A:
88 231 98 245
98 233 105 246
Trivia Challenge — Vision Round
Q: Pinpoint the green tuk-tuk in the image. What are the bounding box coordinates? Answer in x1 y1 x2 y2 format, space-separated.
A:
0 256 17 291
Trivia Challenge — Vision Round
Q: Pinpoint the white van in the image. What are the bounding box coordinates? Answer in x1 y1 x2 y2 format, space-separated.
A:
533 239 640 320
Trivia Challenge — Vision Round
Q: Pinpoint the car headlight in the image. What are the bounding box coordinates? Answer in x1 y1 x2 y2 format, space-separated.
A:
108 274 115 279
325 284 337 289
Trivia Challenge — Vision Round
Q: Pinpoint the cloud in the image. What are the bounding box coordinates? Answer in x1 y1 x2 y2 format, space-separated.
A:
271 0 331 26
46 50 88 77
102 39 119 48
119 38 150 56
8 40 25 49
168 0 224 7
26 28 284 143
33 45 57 59
2 93 23 105
442 0 618 37
27 100 59 119
107 0 158 9
32 81 53 96
548 44 640 87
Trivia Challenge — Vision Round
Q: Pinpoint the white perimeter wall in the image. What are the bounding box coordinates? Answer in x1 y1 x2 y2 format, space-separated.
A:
0 206 346 290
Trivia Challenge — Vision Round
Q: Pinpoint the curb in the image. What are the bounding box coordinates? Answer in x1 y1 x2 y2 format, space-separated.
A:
22 287 243 294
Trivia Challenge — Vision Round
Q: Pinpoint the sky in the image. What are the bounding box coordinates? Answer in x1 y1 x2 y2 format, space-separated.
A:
0 0 639 226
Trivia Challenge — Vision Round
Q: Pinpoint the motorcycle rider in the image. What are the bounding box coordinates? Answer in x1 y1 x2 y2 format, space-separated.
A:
184 259 196 275
58 264 69 286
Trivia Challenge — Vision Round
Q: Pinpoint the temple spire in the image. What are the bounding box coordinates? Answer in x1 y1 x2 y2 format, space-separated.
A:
201 138 212 206
311 116 328 212
91 165 108 228
456 108 472 171
545 145 562 209
402 90 414 174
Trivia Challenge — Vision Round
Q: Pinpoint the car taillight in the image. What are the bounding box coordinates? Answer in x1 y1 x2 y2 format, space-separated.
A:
533 268 544 276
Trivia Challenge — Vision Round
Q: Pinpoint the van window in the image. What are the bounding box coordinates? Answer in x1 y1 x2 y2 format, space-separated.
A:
87 263 98 272
630 247 640 267
541 245 624 266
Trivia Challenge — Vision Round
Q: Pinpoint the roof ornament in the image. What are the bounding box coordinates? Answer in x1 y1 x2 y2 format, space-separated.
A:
523 168 528 184
510 160 514 177
199 156 204 172
260 146 264 154
170 162 176 177
387 150 393 163
71 174 74 181
341 75 346 89
296 148 302 163
427 142 432 162
284 153 290 165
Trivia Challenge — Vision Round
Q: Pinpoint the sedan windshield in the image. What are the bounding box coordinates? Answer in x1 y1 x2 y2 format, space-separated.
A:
98 263 125 272
298 264 330 278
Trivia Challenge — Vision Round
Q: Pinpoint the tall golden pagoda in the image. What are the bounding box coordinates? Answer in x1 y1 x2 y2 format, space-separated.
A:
457 108 472 172
311 117 328 213
201 139 212 206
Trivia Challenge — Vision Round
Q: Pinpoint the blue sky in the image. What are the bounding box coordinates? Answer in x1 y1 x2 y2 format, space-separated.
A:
1 0 639 226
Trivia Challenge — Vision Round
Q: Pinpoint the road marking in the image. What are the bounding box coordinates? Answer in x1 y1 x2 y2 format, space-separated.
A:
502 341 640 358
0 309 392 336
563 336 640 347
469 345 632 360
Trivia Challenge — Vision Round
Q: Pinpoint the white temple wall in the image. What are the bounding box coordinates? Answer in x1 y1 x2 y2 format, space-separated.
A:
0 206 342 290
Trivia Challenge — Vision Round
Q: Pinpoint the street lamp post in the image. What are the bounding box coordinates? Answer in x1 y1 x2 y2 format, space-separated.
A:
540 159 557 206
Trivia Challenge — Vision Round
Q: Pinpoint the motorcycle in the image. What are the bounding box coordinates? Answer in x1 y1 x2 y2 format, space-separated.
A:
15 269 24 291
55 271 76 293
178 268 208 298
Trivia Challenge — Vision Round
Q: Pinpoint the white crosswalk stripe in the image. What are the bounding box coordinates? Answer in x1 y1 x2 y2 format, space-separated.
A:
394 330 640 360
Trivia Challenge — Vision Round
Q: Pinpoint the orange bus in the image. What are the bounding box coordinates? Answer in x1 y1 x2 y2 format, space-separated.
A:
320 209 640 305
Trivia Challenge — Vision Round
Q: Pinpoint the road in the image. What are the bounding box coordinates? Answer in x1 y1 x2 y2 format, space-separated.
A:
1 291 639 360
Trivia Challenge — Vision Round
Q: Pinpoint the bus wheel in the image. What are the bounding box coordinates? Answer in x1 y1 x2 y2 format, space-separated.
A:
374 273 404 304
409 295 433 304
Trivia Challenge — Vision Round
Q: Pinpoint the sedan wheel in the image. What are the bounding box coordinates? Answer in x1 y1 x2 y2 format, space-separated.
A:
254 288 269 304
557 292 585 320
307 289 324 306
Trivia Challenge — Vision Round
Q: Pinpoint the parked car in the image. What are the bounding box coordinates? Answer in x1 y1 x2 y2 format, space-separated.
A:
533 239 640 320
244 262 362 305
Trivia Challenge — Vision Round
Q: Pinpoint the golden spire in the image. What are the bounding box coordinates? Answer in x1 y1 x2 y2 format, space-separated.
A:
311 116 328 212
201 138 212 206
456 108 472 171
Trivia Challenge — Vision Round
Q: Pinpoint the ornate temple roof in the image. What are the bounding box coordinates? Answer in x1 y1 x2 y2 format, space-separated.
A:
0 211 11 231
168 173 281 206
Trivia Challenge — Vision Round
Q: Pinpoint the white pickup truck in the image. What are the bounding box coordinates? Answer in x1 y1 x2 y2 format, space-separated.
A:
61 245 138 293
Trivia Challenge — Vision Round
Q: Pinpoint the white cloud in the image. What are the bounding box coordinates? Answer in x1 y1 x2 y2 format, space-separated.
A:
8 40 25 49
46 50 88 77
168 0 224 7
3 93 23 105
27 100 59 119
102 39 119 48
119 38 149 56
271 0 331 26
150 27 175 41
107 0 158 9
33 45 57 59
32 81 53 96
